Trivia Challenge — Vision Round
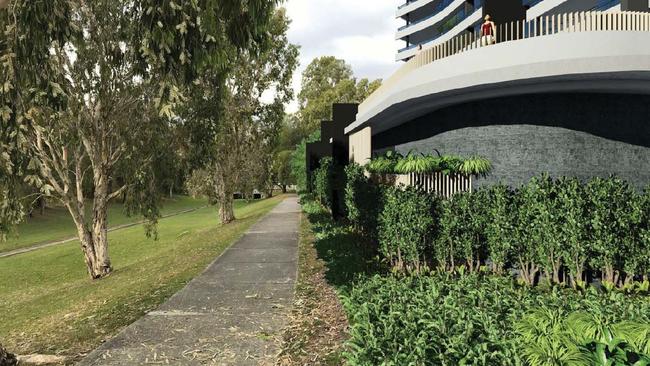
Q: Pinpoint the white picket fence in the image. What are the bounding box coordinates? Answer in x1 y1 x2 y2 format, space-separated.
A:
406 172 472 198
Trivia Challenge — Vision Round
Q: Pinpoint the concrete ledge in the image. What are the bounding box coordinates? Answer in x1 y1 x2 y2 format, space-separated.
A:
349 31 650 135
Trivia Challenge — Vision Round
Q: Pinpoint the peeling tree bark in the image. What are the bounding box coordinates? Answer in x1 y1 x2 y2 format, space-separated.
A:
219 193 235 224
90 170 112 277
214 170 235 224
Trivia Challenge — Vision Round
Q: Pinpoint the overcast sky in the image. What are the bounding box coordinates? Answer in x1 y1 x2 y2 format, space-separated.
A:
282 0 403 112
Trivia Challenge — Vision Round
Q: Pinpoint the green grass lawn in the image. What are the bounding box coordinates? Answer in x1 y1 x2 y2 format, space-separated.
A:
0 195 287 359
1 195 208 254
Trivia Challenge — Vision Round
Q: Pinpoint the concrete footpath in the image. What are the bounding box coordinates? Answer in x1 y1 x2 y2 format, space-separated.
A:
79 197 301 365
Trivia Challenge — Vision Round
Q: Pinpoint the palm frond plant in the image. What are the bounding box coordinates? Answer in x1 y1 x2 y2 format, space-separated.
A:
460 156 492 177
366 151 402 175
516 309 595 366
394 153 439 174
610 321 650 355
438 155 464 175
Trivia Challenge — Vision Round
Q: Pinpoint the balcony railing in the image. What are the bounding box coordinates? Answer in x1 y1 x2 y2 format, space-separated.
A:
398 0 459 31
399 0 417 10
363 11 650 116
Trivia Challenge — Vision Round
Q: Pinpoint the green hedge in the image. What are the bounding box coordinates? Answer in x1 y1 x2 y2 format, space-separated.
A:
313 157 333 210
378 186 439 273
343 172 650 289
344 164 383 240
301 169 650 365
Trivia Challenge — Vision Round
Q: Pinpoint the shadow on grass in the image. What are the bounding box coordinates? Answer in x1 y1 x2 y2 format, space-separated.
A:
301 197 381 289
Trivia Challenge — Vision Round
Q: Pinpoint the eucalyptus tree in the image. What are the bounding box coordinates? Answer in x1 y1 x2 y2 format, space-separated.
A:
18 1 174 279
0 0 279 278
184 8 298 223
297 56 382 134
273 150 295 193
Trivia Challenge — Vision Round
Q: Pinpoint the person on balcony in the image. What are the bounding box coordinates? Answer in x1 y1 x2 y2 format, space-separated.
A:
481 15 496 46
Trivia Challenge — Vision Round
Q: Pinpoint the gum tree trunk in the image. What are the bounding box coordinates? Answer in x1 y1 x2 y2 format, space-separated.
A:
214 167 236 224
65 168 113 279
91 170 112 277
219 193 235 224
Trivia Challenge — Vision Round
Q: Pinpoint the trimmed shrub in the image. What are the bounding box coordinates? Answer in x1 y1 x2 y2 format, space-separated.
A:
483 184 515 274
586 177 642 286
339 171 650 289
313 157 333 210
555 177 589 289
378 186 438 273
344 163 383 240
434 190 487 272
640 186 650 283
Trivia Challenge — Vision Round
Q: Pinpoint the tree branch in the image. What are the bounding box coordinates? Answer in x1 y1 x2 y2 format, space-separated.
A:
107 184 128 202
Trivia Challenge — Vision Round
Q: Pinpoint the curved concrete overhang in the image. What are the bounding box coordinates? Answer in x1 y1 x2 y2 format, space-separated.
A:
347 31 650 135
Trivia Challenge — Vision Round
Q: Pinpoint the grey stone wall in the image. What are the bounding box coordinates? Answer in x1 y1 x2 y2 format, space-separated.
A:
373 93 650 189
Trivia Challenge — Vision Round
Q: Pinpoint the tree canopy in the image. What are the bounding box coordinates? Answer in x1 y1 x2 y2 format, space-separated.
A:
184 8 298 223
296 56 381 134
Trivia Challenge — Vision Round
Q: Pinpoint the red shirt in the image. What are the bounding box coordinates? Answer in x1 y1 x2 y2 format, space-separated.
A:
482 22 493 36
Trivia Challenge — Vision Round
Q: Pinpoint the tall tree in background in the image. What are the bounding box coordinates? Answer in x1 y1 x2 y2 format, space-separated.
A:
296 56 382 134
271 115 302 193
185 8 298 223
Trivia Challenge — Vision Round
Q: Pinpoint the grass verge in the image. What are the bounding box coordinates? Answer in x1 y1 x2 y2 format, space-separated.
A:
1 195 208 254
0 195 286 361
276 213 348 366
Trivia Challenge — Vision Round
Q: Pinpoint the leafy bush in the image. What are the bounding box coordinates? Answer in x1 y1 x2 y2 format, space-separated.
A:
435 191 486 272
344 163 383 240
313 157 333 210
640 186 650 283
289 131 320 193
352 173 650 289
378 186 438 273
482 184 515 274
555 177 589 289
300 188 650 366
586 177 642 286
343 273 650 366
